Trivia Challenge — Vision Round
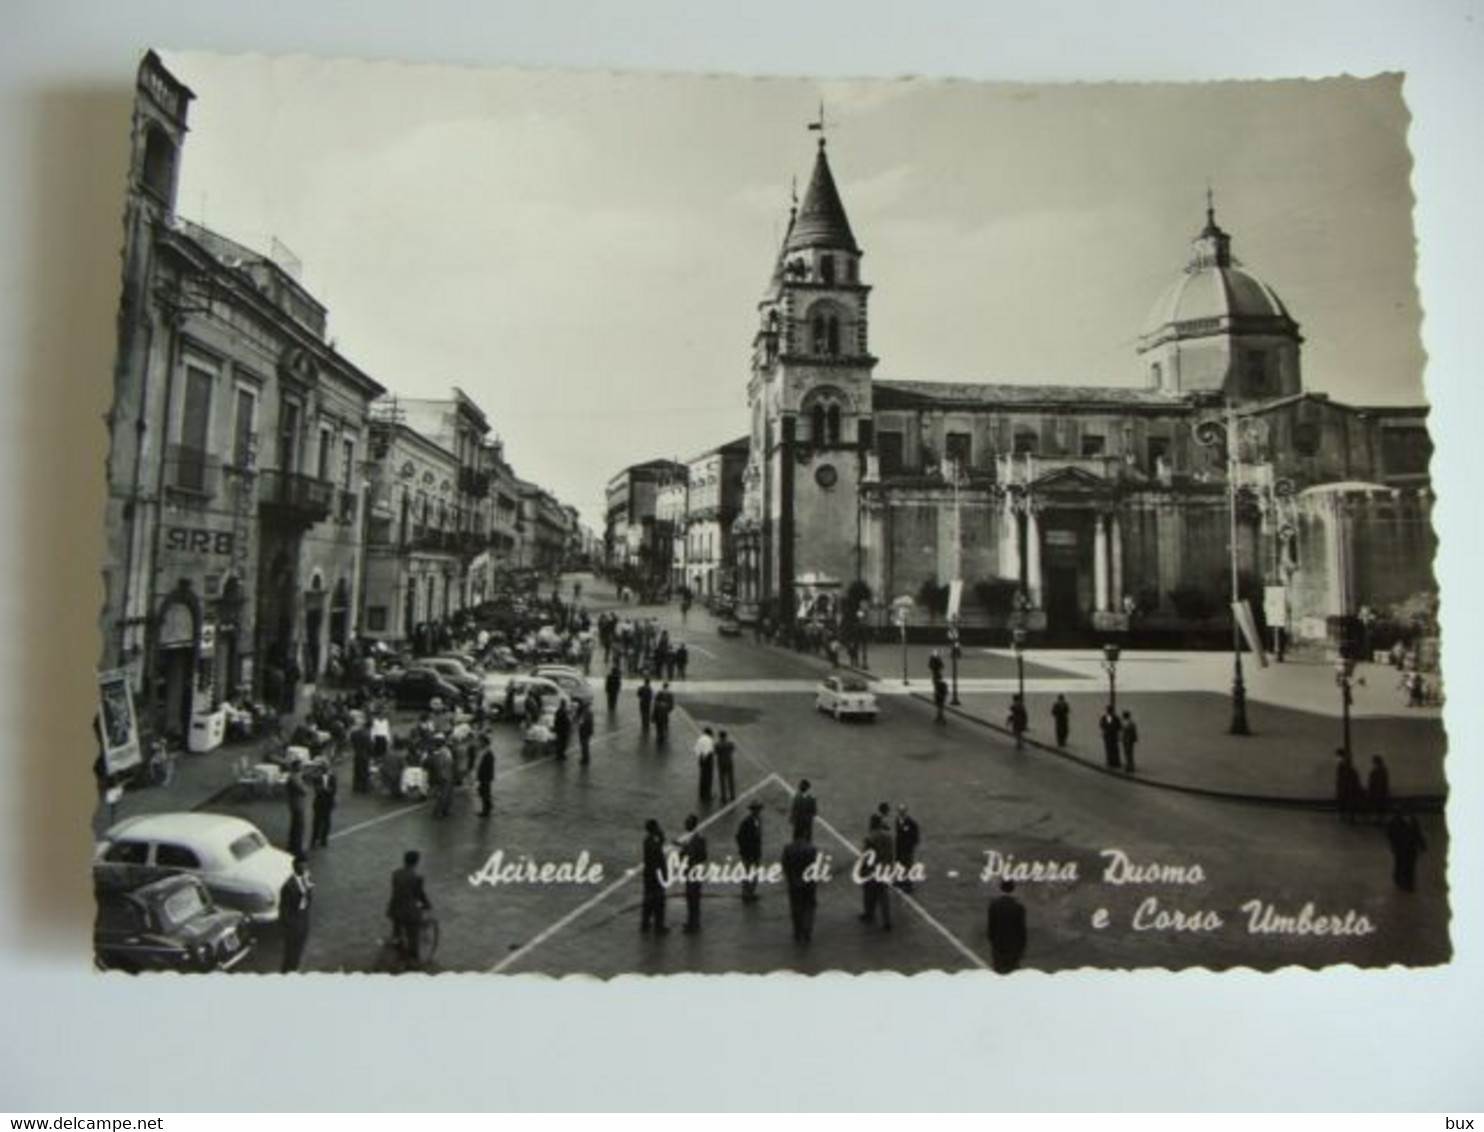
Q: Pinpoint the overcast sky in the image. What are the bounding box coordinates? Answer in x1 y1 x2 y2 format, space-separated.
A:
164 54 1424 529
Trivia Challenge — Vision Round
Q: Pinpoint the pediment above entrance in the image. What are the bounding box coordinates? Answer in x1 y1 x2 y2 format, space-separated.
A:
1030 464 1110 492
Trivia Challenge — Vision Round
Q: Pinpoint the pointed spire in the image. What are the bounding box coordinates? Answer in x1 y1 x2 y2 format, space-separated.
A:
1191 185 1231 269
785 142 859 254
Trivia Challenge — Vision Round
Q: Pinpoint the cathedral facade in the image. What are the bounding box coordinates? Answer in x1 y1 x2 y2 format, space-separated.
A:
732 140 1436 645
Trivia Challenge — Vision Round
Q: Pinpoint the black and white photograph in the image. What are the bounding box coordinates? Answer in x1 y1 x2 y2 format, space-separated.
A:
90 50 1449 979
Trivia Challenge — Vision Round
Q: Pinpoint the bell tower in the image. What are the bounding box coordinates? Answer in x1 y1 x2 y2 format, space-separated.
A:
748 132 877 623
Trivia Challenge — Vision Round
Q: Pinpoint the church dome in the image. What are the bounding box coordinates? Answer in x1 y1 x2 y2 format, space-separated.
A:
1140 203 1296 341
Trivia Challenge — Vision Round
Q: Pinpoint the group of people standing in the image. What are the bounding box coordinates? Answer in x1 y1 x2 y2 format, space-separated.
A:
598 613 691 681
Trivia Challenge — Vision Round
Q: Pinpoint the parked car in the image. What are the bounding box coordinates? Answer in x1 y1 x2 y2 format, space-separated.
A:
717 617 743 638
531 665 595 708
93 813 295 923
815 675 879 721
422 656 487 696
484 673 570 720
94 873 255 973
388 666 471 711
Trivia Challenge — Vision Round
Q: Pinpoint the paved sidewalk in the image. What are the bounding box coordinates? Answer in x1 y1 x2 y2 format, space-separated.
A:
92 723 294 837
915 685 1447 807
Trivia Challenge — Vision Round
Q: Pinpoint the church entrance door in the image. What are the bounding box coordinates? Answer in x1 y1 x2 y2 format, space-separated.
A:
1046 564 1080 631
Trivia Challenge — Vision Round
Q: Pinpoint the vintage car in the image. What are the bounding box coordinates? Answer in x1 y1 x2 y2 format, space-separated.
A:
482 673 571 720
814 674 880 721
94 873 255 973
387 665 473 711
717 617 744 638
94 812 295 923
531 665 595 709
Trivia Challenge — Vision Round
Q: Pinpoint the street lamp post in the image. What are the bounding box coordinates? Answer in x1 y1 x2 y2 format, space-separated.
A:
858 602 870 670
949 622 961 706
1336 656 1356 759
1013 626 1027 703
1102 642 1121 713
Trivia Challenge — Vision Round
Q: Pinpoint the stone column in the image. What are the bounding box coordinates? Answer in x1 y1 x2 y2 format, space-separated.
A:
1093 513 1110 613
1002 493 1022 586
1109 511 1124 613
1025 501 1043 610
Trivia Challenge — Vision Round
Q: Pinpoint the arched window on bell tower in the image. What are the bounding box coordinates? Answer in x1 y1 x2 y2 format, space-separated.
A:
826 404 842 445
811 403 827 447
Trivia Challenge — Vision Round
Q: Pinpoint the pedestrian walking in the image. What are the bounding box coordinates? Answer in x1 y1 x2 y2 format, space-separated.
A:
1385 808 1427 892
928 649 945 685
605 665 622 714
350 722 373 793
578 704 594 764
789 779 818 840
694 726 716 803
715 729 737 802
309 760 337 848
858 814 895 929
678 814 707 934
1119 710 1139 773
1051 694 1071 747
475 737 495 817
736 801 764 903
1367 755 1391 823
781 832 820 943
552 703 572 760
387 850 433 966
676 642 689 680
1098 705 1123 769
640 819 670 935
278 855 313 973
933 676 949 724
1007 695 1029 750
894 804 921 892
987 879 1028 974
430 741 456 818
637 677 654 734
1335 751 1363 824
653 683 675 744
285 760 308 858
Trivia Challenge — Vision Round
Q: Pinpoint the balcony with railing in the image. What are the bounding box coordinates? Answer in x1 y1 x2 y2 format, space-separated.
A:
163 445 221 503
458 466 491 499
258 469 334 526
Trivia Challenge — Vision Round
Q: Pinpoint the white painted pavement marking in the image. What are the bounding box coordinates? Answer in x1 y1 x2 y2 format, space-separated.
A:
675 699 990 972
683 643 718 660
812 810 990 972
487 772 787 974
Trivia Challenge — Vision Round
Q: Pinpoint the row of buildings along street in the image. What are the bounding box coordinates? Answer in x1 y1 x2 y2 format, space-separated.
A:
100 53 595 750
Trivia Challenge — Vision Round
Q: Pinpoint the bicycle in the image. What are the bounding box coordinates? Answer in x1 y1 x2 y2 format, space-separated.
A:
381 914 440 972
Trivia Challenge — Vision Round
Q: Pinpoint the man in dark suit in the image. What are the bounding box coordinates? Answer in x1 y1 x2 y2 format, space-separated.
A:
715 730 737 802
652 683 675 744
388 850 433 965
605 666 623 714
279 855 313 973
736 801 764 903
781 832 820 943
475 737 496 817
637 678 654 734
309 762 337 848
789 779 818 840
894 804 921 892
285 761 308 858
640 819 670 935
987 879 1028 974
678 814 707 934
1099 706 1123 769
